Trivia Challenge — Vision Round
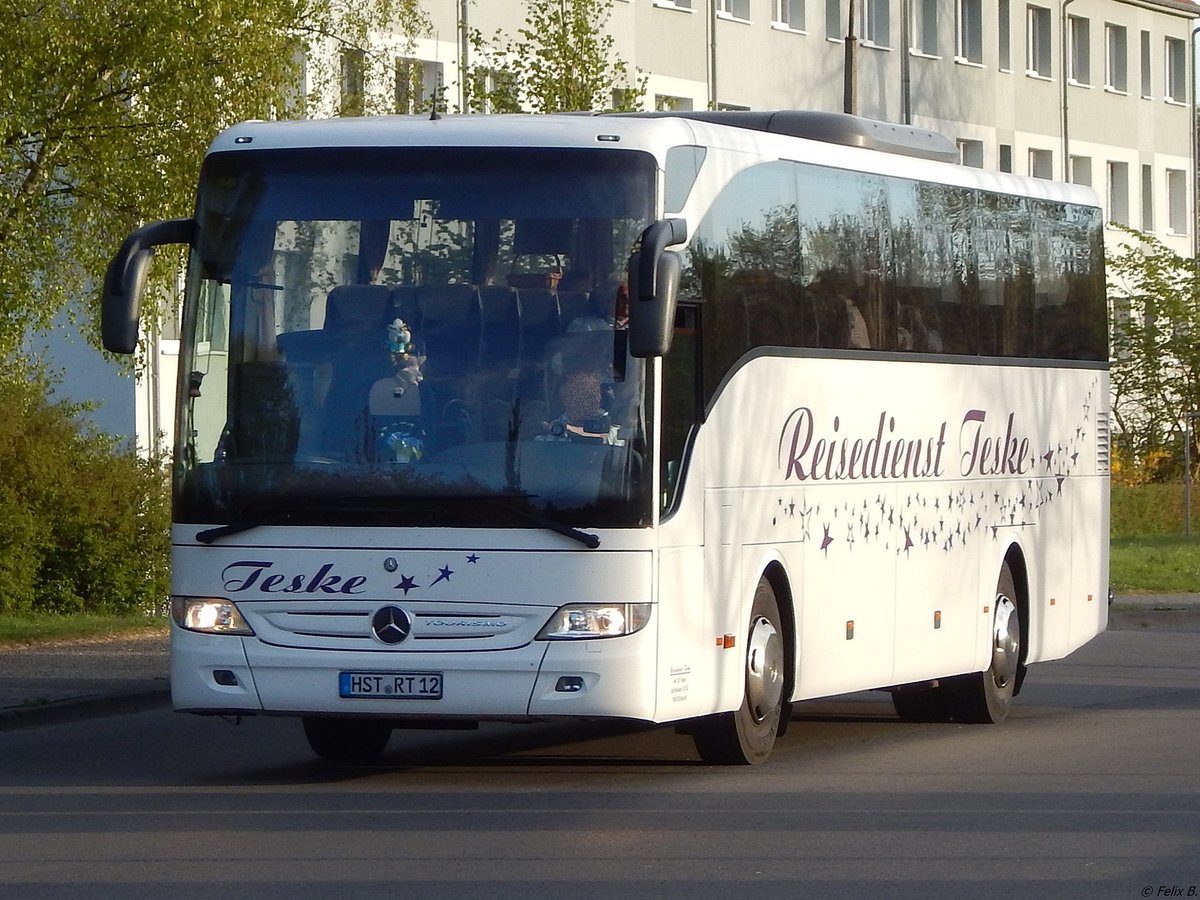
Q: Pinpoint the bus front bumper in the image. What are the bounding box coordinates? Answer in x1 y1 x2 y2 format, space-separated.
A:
169 623 659 721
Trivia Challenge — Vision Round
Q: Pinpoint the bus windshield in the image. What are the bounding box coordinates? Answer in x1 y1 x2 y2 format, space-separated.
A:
176 146 656 531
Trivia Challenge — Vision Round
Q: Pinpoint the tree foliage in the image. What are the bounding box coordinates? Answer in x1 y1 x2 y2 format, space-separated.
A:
0 0 425 358
1106 227 1200 480
0 361 171 615
465 0 645 114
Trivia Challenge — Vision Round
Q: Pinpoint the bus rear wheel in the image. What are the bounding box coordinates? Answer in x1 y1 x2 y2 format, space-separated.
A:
693 577 786 765
302 716 392 763
948 562 1021 724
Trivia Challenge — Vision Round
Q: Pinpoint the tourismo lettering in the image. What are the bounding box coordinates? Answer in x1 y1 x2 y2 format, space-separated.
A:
778 408 947 483
221 560 368 595
958 410 1033 477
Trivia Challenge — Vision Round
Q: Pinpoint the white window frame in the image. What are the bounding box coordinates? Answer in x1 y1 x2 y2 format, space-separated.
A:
1165 36 1187 104
774 0 807 31
717 0 751 21
1069 155 1092 188
1141 164 1154 233
1029 148 1054 180
826 0 843 40
998 0 1011 70
1068 15 1090 86
911 0 938 56
956 0 983 65
862 0 891 49
1027 5 1053 79
1167 169 1188 235
1107 161 1130 226
958 139 984 169
1140 30 1152 99
1104 23 1127 94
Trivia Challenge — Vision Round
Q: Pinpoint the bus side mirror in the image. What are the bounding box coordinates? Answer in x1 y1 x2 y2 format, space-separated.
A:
629 218 687 359
102 218 196 354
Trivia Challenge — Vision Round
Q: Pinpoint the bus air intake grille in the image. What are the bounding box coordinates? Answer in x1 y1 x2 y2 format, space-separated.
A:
1096 411 1110 473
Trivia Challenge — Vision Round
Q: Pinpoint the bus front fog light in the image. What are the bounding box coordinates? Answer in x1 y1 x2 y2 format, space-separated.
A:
537 603 651 640
172 596 254 635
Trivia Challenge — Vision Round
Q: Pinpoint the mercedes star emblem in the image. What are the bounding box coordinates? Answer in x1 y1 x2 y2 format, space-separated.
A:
371 606 412 645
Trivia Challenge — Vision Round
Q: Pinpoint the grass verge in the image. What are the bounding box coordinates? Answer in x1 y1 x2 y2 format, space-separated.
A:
1110 535 1200 594
0 613 167 647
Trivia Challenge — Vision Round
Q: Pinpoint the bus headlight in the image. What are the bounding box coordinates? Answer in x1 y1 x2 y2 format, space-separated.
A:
171 596 255 635
537 603 651 640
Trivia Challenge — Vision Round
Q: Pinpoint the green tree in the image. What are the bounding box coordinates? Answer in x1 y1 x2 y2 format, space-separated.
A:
0 0 426 358
1106 227 1200 480
465 0 645 114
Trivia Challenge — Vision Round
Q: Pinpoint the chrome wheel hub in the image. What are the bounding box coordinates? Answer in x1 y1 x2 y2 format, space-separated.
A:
746 615 784 723
991 595 1020 689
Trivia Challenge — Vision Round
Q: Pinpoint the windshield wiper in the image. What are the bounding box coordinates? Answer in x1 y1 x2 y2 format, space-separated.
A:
483 498 601 549
194 497 600 549
195 513 293 544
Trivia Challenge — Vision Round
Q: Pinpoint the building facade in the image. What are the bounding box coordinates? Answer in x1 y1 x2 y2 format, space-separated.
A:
120 0 1195 454
366 0 1197 258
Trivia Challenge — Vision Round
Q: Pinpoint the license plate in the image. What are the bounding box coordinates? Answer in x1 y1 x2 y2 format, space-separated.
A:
339 671 443 700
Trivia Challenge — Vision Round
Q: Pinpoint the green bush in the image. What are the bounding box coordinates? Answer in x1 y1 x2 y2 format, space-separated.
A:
0 365 170 616
1111 483 1191 537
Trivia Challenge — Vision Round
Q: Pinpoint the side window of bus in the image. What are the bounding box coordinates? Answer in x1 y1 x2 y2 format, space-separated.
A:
795 164 890 352
683 161 801 405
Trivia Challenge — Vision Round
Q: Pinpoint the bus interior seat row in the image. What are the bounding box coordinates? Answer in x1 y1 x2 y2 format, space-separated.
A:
274 280 622 463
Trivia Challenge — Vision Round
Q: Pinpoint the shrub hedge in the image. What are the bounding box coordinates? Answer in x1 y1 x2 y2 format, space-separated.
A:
0 366 170 616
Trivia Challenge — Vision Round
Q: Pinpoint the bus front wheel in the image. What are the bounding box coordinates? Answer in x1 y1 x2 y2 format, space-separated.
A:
947 562 1021 724
302 716 392 763
692 577 786 765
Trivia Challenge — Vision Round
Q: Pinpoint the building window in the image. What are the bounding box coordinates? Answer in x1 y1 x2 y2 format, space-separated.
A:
1070 155 1092 188
1068 15 1089 85
998 0 1011 70
999 144 1013 173
775 0 806 30
863 0 890 47
1142 164 1154 232
1165 37 1186 103
1140 30 1152 99
1029 148 1053 180
1167 169 1188 235
657 0 693 8
956 0 983 64
718 0 750 19
826 0 842 39
1108 161 1130 225
656 94 694 111
1105 24 1127 93
911 0 937 55
395 58 444 115
340 48 365 117
958 139 984 168
1027 5 1052 78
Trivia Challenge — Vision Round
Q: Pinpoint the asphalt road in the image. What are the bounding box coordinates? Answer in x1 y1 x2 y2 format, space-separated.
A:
0 614 1197 900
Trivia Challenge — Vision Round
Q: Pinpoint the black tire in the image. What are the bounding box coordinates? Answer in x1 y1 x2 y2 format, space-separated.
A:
891 685 952 722
693 577 787 765
302 717 392 763
947 562 1021 724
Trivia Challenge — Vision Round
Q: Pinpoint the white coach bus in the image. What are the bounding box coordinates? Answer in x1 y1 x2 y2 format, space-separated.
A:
103 110 1109 765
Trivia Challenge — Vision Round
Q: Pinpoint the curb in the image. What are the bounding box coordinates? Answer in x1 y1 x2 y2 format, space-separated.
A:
0 687 171 733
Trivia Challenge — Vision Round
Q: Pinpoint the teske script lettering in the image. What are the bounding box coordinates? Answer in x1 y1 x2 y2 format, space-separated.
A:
779 407 1039 484
221 561 368 595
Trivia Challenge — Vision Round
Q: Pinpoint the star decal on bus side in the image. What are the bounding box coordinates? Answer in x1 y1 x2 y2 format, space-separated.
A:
394 575 419 595
430 565 454 587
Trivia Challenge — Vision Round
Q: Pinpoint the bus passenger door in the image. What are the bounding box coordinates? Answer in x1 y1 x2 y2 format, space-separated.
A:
705 488 745 713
